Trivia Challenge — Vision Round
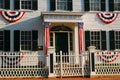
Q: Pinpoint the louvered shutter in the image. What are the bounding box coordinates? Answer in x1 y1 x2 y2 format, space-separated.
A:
101 31 106 50
109 31 115 50
101 0 105 11
68 0 72 11
4 30 10 51
32 30 38 51
85 31 90 50
14 30 20 51
84 0 90 11
50 0 56 11
109 0 114 11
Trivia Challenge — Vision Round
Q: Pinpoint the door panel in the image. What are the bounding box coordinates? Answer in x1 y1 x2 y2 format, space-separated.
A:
55 32 68 53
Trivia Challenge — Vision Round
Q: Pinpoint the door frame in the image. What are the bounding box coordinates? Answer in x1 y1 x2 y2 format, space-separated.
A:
50 31 73 54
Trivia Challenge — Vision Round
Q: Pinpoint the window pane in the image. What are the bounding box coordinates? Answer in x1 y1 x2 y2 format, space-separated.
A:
115 31 120 49
56 0 72 11
0 0 4 8
20 0 38 10
90 31 101 49
114 0 120 11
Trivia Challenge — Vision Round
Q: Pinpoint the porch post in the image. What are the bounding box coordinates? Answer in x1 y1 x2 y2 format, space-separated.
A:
44 22 50 56
78 22 84 53
44 22 50 67
88 46 96 77
78 22 85 77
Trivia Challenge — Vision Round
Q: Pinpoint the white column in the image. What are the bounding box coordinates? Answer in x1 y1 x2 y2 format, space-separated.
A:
10 0 14 10
74 24 79 64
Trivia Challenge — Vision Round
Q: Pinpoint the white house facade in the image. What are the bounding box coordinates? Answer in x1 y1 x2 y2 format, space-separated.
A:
0 0 120 78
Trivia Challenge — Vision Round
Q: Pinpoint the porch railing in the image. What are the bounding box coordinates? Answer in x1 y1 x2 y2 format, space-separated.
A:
0 52 48 78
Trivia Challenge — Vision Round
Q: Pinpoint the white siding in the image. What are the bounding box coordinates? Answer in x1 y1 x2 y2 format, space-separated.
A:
83 13 120 31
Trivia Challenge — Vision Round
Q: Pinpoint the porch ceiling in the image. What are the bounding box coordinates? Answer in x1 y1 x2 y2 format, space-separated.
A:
41 12 83 22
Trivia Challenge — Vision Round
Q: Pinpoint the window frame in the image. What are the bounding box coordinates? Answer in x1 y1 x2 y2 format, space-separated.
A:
114 0 120 11
84 0 105 11
50 0 72 11
90 31 101 50
14 30 38 51
20 31 32 51
114 31 120 49
14 0 38 10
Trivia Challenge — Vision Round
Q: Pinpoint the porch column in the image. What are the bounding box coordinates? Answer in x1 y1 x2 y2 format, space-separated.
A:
78 22 85 77
78 22 84 53
44 22 50 56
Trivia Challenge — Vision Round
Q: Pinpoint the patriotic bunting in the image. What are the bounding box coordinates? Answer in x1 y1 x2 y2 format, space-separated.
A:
0 10 25 23
96 51 120 62
97 12 118 24
1 53 24 65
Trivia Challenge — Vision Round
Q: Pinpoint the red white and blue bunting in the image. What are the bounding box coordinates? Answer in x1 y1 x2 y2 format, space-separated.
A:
0 10 25 23
96 51 120 62
0 53 24 65
97 12 118 24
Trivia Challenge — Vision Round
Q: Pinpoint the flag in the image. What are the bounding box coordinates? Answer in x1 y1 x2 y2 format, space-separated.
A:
44 22 50 56
78 22 84 52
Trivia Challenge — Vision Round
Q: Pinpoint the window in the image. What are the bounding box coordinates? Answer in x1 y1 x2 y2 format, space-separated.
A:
114 0 120 11
14 0 38 10
109 0 120 11
14 30 38 51
115 31 120 49
90 31 101 49
85 31 106 50
21 31 32 50
109 31 120 50
50 0 72 11
0 30 10 51
0 0 10 9
84 0 105 11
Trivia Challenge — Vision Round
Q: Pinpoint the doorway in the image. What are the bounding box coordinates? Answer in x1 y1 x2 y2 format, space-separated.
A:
55 32 68 53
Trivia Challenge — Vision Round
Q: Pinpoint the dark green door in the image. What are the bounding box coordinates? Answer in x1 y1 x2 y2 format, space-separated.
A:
55 32 68 53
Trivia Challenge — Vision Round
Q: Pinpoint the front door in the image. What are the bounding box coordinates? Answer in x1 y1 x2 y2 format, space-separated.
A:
55 32 68 53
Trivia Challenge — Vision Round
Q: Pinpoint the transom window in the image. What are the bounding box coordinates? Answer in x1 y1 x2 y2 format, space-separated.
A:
84 0 105 11
50 0 72 11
